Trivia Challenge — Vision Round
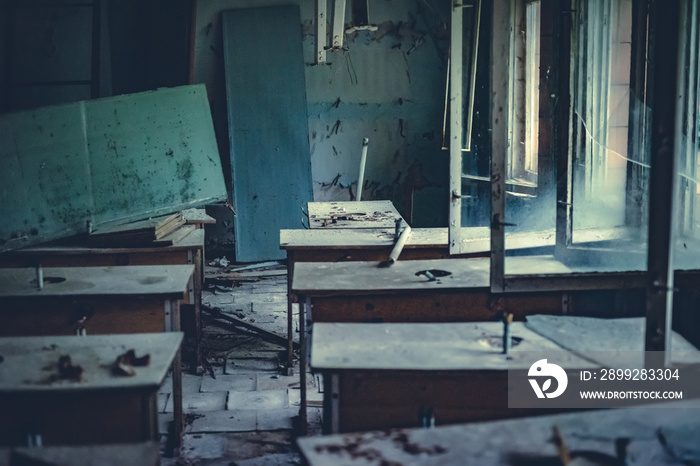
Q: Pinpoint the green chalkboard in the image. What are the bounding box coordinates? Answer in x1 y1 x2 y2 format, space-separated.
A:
0 85 226 252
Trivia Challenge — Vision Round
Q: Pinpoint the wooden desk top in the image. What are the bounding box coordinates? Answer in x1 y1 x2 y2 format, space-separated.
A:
0 332 182 393
4 229 204 256
0 442 160 466
0 264 194 299
311 322 596 371
311 318 700 371
307 201 404 229
293 258 491 295
298 399 700 465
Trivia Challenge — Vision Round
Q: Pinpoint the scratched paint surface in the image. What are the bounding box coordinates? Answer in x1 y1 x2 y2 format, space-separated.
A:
0 85 227 252
222 6 314 262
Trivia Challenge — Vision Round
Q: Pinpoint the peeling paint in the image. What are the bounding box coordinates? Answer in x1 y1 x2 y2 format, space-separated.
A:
193 0 450 243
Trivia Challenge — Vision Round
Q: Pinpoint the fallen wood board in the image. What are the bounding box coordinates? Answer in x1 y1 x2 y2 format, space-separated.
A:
228 261 285 272
182 208 216 225
88 212 184 239
208 269 288 281
85 223 195 249
222 6 313 262
0 85 227 253
158 224 196 246
203 306 298 350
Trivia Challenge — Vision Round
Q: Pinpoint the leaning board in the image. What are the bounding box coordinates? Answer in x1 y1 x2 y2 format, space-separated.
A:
0 85 226 252
223 6 313 262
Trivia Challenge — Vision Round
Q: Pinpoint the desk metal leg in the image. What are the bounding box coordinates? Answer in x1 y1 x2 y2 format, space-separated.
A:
170 299 183 454
286 252 295 375
299 296 308 434
192 248 203 368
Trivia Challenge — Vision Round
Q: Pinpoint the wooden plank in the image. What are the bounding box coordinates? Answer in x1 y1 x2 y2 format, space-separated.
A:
182 208 216 225
307 201 404 229
88 213 183 239
0 332 182 392
86 222 193 248
299 399 700 465
0 264 193 298
0 442 160 466
0 85 227 253
222 6 313 262
203 307 299 350
158 224 196 245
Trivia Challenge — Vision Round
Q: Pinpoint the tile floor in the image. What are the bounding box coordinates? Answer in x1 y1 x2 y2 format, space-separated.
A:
160 264 322 465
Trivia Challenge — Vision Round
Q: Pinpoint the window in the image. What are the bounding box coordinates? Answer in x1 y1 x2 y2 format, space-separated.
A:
674 0 700 266
447 0 700 290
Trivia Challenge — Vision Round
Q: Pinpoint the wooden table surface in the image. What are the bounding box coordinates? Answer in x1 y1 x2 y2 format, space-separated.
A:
0 332 182 393
1 229 204 256
311 322 599 371
0 442 160 466
307 201 404 229
293 258 491 295
312 318 700 371
298 399 700 465
0 264 194 299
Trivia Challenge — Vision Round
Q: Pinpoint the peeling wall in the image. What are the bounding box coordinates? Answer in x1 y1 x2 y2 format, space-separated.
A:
194 0 451 252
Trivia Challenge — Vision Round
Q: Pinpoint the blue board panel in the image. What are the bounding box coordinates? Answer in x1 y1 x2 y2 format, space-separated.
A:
0 85 227 252
222 6 313 262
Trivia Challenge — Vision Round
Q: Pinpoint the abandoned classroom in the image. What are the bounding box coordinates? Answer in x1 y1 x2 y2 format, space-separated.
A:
1 0 700 465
